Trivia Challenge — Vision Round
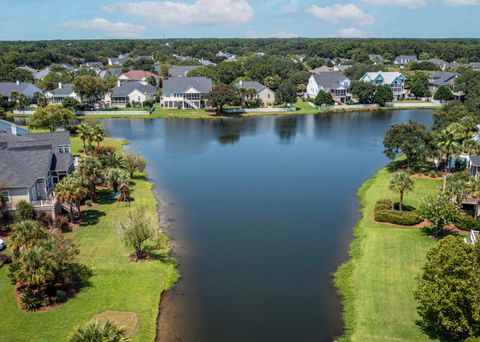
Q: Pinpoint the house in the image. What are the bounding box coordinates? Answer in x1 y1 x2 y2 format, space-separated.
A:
161 77 212 109
33 68 51 80
0 130 74 219
424 58 447 70
469 156 480 178
306 72 351 103
334 65 352 72
360 71 406 100
79 62 104 69
369 54 384 64
168 65 200 77
135 55 154 63
105 81 157 107
311 66 334 73
199 58 216 66
427 71 459 93
0 81 44 101
17 66 37 74
108 53 132 66
216 51 237 61
446 61 461 69
173 54 195 62
235 81 275 106
394 55 418 67
118 70 160 86
0 119 30 135
45 83 81 104
470 62 480 71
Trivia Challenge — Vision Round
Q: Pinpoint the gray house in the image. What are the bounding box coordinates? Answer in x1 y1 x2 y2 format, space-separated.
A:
161 77 212 109
428 71 459 93
168 65 200 77
0 81 44 101
235 81 276 106
0 130 74 218
306 72 351 103
45 83 80 104
394 55 418 67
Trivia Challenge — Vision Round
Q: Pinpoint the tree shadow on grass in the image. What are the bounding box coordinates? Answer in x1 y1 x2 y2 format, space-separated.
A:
80 209 106 227
144 245 177 267
420 226 460 239
415 319 457 342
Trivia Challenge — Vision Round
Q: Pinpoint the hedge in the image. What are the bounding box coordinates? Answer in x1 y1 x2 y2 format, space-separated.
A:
455 213 480 231
374 199 423 226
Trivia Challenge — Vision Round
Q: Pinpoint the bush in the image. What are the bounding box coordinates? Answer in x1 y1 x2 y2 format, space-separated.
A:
374 199 422 225
85 200 92 207
455 213 480 231
0 254 12 267
36 212 53 228
21 288 45 311
64 125 79 134
15 200 35 221
428 170 439 178
53 216 70 232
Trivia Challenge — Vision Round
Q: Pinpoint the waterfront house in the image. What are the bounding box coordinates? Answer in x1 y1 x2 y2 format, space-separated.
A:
394 55 418 67
306 72 351 103
118 70 160 86
0 130 74 218
161 77 212 109
45 83 81 104
168 65 200 77
360 71 406 100
235 80 275 106
427 71 459 93
0 81 44 101
104 81 157 107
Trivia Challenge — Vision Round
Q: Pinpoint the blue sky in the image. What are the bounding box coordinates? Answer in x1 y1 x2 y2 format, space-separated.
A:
1 0 480 40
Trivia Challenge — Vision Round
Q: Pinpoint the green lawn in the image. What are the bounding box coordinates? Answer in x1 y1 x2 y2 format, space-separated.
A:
0 137 178 341
335 167 442 342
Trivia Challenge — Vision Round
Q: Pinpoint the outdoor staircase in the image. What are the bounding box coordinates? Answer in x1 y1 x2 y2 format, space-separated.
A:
184 98 199 109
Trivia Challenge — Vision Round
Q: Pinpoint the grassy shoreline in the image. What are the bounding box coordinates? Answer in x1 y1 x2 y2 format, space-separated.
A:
8 101 441 120
334 167 442 341
0 135 178 341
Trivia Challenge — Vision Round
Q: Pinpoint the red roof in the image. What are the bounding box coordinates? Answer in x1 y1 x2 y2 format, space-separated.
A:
122 70 157 80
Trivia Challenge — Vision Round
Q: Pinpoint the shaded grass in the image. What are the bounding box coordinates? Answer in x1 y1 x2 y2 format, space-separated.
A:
0 142 178 341
335 167 442 342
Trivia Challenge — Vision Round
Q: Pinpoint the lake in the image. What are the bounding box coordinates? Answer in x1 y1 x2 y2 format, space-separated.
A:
103 110 434 342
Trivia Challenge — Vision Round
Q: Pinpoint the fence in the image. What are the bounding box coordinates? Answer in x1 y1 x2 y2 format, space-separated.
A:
14 105 156 116
224 106 296 114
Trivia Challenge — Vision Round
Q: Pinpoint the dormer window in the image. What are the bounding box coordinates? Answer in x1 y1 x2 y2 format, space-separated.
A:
59 145 70 154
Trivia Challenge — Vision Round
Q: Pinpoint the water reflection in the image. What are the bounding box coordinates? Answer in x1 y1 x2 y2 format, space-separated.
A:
274 115 298 143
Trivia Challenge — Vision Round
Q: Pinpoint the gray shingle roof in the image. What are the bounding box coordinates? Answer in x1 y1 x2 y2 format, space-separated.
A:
235 81 268 93
49 84 74 96
311 72 350 90
470 156 480 166
428 71 459 86
163 77 212 93
0 131 72 188
0 82 43 97
111 82 157 97
169 65 200 77
394 55 418 64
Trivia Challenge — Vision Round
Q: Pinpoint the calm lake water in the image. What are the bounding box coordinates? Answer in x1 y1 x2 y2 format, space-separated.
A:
103 110 433 342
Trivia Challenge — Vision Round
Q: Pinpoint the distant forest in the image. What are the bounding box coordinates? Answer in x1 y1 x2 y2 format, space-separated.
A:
1 39 480 69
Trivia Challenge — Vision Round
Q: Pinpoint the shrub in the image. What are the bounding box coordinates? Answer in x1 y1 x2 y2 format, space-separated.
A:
455 212 480 231
15 200 35 221
0 254 12 267
374 199 422 225
36 212 53 228
93 146 115 158
53 216 70 232
56 289 67 302
64 125 79 134
428 170 439 178
85 200 92 207
21 288 45 311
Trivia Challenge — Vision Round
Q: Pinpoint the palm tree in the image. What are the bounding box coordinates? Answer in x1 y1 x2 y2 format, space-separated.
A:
56 176 88 223
10 221 49 256
10 244 56 288
69 320 130 342
77 123 92 154
91 123 106 147
104 168 128 193
437 127 461 193
389 171 414 211
102 153 127 170
78 156 103 202
458 115 478 146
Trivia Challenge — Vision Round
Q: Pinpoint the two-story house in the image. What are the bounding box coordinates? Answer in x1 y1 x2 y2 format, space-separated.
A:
45 83 81 104
427 71 459 93
168 65 200 77
306 72 351 103
0 129 74 219
360 71 406 100
235 80 276 106
161 77 212 109
104 81 157 107
118 70 160 86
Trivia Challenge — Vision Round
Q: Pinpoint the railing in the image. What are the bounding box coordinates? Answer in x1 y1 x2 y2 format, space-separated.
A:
31 198 56 207
183 98 199 110
224 106 296 114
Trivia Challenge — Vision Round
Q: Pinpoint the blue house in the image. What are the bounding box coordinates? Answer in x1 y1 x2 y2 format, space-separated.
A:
360 71 406 101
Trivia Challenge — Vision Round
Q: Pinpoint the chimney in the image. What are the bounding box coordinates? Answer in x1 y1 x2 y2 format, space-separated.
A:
11 125 17 135
16 80 20 85
117 80 121 87
58 82 63 89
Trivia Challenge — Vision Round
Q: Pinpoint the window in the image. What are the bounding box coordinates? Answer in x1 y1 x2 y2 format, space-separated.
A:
59 145 70 154
1 191 9 203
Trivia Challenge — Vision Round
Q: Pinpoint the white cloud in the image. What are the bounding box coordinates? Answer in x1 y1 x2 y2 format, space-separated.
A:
104 0 254 27
362 0 426 8
306 4 374 26
62 18 146 38
443 0 480 5
245 29 298 38
337 27 368 38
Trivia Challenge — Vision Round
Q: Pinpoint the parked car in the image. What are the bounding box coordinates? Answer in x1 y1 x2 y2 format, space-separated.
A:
0 239 5 251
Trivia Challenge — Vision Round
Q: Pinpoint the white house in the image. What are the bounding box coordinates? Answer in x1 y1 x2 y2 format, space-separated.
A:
45 83 81 104
394 55 418 68
104 81 157 107
360 71 406 100
306 72 351 103
161 77 212 109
